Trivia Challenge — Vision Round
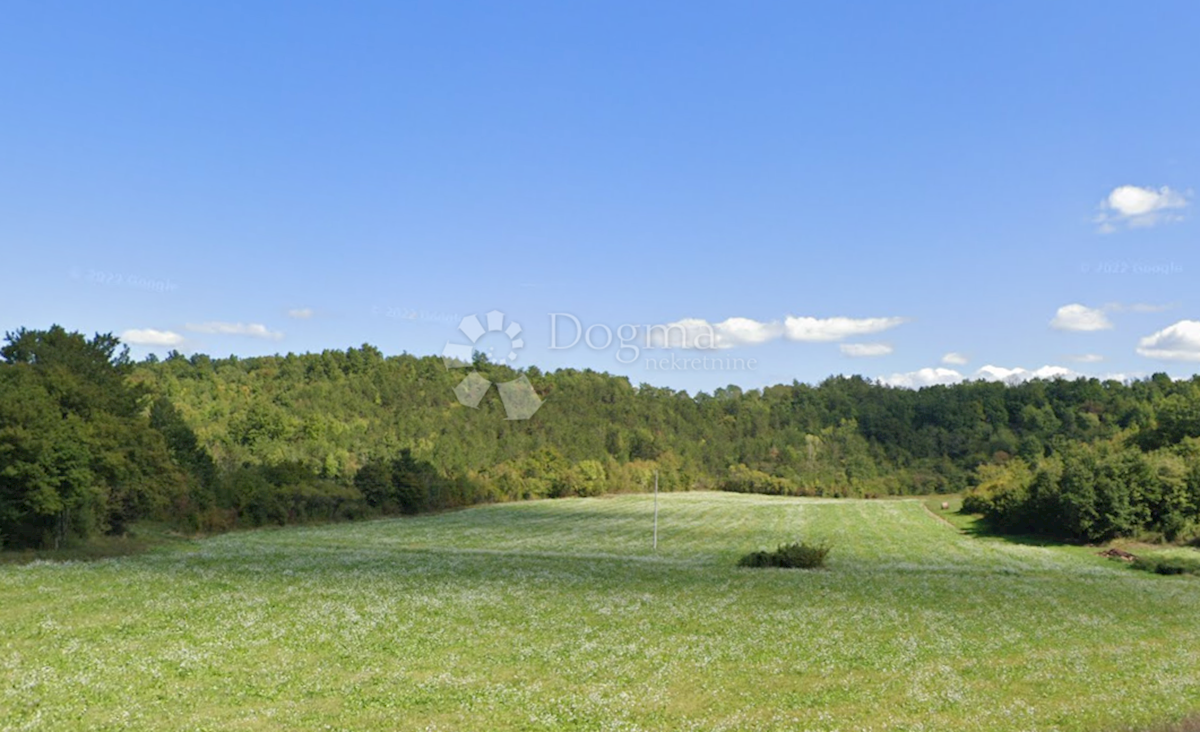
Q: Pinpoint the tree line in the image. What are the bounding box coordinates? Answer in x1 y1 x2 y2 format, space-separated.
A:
3 325 1200 549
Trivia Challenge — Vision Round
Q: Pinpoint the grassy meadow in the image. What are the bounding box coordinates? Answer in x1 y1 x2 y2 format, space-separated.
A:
3 492 1200 731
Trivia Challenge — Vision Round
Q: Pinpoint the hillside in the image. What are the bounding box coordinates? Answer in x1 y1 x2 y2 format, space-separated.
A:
7 327 1200 549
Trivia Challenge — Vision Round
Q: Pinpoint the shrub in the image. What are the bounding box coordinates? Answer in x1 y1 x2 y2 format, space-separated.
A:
738 541 830 569
1132 555 1200 576
963 441 1200 544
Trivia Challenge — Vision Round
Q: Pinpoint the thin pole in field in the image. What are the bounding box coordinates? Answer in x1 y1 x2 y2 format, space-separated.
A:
653 470 659 551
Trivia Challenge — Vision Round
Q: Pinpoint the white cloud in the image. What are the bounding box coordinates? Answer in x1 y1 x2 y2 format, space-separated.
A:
840 343 893 358
941 352 968 365
121 328 184 346
783 315 907 342
185 322 284 340
1137 320 1200 361
1068 353 1105 363
643 319 712 349
881 368 965 388
1051 304 1113 332
711 317 784 348
882 364 1076 389
287 308 314 319
644 313 906 349
1096 372 1140 383
975 364 1076 384
644 317 782 350
1096 185 1189 232
1107 185 1187 217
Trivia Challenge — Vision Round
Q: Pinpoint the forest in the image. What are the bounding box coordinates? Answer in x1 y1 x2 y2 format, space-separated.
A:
3 324 1200 550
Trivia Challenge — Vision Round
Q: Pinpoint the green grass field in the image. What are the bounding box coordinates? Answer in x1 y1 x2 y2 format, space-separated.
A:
4 492 1200 731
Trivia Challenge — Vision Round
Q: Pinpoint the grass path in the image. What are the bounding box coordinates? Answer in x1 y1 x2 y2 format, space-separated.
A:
4 492 1200 731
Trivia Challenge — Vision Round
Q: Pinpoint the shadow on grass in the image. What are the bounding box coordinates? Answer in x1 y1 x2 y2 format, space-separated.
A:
959 516 1083 548
0 525 192 565
918 496 1080 549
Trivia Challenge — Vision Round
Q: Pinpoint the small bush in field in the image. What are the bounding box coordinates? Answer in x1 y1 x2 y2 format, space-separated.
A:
738 541 830 569
1132 555 1200 576
738 550 776 568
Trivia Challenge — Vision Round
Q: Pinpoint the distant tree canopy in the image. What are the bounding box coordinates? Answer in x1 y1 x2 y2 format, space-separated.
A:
3 324 1200 549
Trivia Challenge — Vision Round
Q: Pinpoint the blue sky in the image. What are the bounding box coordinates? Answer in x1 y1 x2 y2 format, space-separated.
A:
2 1 1198 393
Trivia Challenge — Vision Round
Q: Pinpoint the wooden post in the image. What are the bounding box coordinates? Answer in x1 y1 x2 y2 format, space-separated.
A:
653 471 659 551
